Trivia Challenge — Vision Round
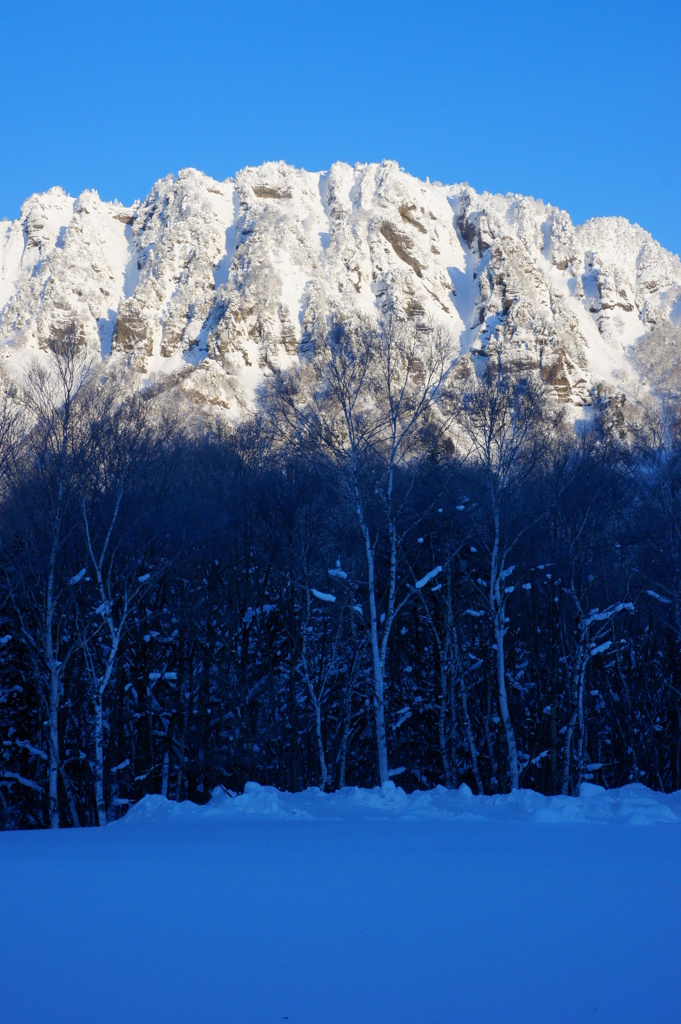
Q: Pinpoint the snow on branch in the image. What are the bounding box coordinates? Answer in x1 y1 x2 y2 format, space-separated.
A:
15 740 47 761
415 566 442 590
312 589 336 603
1 772 43 793
585 602 634 627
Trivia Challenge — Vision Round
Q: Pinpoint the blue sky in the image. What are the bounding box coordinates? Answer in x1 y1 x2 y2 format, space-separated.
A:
1 0 679 254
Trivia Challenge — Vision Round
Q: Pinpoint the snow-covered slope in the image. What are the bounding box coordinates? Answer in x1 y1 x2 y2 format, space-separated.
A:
2 162 680 416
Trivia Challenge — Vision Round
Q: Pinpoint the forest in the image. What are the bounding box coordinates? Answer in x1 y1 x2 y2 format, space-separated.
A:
1 319 680 829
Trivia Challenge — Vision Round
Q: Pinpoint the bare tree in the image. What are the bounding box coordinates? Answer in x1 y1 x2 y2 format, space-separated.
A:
77 391 156 825
418 566 484 793
272 317 454 784
13 330 93 826
0 374 22 500
458 368 555 791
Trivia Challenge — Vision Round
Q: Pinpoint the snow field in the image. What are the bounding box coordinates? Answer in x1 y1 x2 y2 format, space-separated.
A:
1 783 680 1024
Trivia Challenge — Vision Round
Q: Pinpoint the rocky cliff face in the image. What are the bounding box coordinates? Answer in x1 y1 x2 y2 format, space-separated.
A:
1 161 680 418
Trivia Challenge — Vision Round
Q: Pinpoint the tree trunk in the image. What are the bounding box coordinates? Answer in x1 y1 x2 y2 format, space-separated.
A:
48 663 60 828
450 623 483 794
93 689 107 826
484 683 498 790
489 511 518 791
338 667 353 788
309 690 328 790
561 707 578 796
363 526 389 785
562 651 586 795
58 764 80 827
494 613 519 791
438 658 453 788
458 673 483 795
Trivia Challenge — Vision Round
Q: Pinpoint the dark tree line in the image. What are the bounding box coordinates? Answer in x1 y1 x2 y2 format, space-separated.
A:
1 322 681 828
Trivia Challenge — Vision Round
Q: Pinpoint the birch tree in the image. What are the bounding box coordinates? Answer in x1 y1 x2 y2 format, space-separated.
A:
77 392 155 824
550 436 636 792
559 597 633 794
273 317 453 784
418 567 484 792
459 369 554 791
13 332 92 826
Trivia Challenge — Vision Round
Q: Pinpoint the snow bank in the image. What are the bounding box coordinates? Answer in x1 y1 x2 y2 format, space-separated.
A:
121 779 681 827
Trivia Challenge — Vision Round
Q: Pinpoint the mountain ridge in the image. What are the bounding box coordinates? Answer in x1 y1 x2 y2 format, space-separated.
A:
1 160 680 419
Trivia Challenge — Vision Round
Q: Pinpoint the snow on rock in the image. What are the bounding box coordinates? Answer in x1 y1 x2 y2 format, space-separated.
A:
120 780 681 827
0 188 131 362
1 162 680 419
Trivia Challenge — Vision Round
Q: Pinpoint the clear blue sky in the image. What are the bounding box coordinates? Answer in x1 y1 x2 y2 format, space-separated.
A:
1 0 679 254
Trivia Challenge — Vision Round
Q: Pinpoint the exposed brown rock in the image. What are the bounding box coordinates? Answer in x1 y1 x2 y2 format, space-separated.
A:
380 223 424 277
252 186 293 200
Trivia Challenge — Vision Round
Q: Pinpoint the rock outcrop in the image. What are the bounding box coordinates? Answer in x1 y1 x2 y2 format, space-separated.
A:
1 161 679 418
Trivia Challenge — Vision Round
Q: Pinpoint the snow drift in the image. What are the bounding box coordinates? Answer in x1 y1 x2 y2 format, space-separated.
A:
122 779 681 826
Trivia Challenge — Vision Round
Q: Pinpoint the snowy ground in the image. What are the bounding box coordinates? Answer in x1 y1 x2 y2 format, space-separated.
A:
1 783 680 1024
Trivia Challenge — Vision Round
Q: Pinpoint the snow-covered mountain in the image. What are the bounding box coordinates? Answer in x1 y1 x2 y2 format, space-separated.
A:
1 161 680 417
